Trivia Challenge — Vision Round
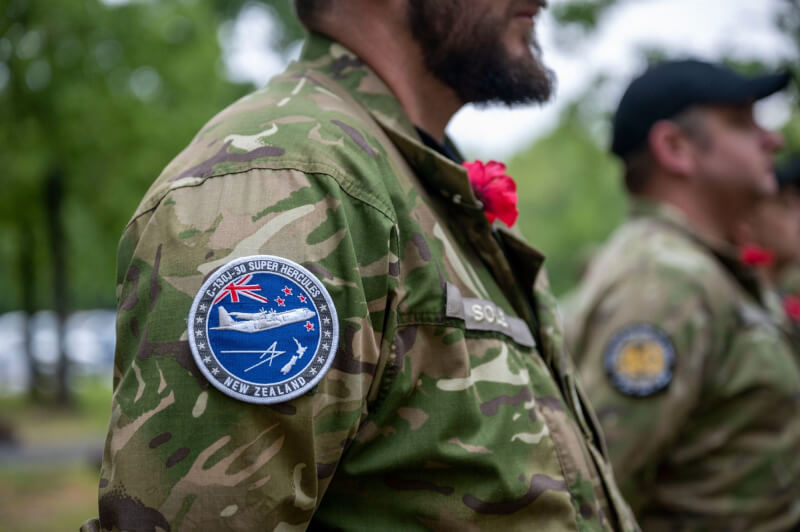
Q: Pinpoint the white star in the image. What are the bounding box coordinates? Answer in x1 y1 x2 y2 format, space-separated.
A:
322 343 329 350
195 316 203 324
324 331 331 338
319 304 327 311
203 356 212 364
197 342 206 350
199 304 207 311
195 330 203 337
323 317 330 325
211 367 220 375
309 367 317 375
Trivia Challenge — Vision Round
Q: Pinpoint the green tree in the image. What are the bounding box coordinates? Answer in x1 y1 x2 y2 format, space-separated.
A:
0 0 251 401
509 100 627 296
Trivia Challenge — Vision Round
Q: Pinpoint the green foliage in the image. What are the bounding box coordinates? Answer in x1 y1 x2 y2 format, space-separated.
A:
0 378 111 531
0 0 252 312
509 104 627 296
1 0 798 312
550 0 617 31
0 377 111 443
0 465 100 532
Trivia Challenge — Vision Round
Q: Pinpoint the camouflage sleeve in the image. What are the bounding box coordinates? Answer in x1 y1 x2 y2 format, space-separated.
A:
572 270 712 509
99 168 396 530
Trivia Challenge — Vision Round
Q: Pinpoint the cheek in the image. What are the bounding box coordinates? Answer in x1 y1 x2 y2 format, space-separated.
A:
771 213 800 248
714 134 763 165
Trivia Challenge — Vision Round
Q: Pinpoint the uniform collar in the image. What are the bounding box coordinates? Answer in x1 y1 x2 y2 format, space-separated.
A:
297 33 547 322
630 198 764 301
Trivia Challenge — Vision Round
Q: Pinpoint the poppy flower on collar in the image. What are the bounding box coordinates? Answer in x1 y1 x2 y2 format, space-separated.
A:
784 295 800 322
462 160 519 228
738 243 775 268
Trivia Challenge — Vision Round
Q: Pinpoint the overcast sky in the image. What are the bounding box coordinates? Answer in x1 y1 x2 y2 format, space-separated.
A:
223 0 797 159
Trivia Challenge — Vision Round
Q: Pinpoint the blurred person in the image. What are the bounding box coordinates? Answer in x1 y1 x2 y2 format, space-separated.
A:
774 158 800 312
565 59 800 530
733 156 800 338
82 1 639 531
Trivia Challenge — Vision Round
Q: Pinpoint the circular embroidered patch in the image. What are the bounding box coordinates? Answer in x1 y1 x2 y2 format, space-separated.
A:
188 255 338 404
603 324 675 397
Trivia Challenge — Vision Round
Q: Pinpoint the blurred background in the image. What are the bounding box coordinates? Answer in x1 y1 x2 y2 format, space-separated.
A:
0 0 798 529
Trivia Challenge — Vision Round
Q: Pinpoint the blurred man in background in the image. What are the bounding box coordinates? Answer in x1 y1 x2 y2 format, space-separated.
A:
566 59 800 529
774 158 800 325
733 155 800 342
83 1 639 530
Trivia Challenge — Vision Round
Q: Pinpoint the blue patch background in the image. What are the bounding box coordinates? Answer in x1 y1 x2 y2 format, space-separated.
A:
206 272 320 384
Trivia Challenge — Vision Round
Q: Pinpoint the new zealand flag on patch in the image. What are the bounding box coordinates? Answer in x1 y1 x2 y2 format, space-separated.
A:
188 255 339 404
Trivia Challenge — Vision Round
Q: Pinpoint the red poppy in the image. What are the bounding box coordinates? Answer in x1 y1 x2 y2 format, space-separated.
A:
462 160 519 228
738 243 775 267
784 295 800 322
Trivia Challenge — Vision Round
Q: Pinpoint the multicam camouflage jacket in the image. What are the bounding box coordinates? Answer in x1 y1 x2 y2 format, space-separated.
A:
777 262 800 346
82 33 639 531
566 200 800 531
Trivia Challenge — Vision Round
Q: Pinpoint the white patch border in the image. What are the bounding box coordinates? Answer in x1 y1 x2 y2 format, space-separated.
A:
188 254 339 405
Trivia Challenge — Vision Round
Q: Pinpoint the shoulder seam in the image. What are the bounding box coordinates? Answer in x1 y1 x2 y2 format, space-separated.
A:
125 163 398 231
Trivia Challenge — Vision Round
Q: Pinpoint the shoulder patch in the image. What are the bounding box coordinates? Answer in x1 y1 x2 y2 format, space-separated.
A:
603 324 674 397
188 255 338 404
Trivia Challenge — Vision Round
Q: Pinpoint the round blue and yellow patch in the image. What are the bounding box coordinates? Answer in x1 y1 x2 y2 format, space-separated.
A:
603 324 675 397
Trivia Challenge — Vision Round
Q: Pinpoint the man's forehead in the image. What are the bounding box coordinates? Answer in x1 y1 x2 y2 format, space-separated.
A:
684 103 755 129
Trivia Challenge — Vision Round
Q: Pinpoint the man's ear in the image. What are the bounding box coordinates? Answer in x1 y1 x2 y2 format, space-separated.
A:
647 120 696 179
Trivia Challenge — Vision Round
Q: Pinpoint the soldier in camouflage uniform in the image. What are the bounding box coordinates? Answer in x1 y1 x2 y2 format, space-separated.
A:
83 1 638 530
566 59 800 530
732 156 800 347
774 159 800 329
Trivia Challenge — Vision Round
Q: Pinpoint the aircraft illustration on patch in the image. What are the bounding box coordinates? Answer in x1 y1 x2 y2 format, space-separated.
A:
212 306 316 333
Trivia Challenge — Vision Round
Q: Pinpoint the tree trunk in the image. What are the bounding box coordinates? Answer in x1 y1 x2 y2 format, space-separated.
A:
18 222 41 402
44 168 71 407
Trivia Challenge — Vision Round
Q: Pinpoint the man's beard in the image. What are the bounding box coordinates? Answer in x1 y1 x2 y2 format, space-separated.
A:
408 0 554 106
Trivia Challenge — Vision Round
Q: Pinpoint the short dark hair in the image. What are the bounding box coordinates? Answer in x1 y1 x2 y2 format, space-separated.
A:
622 148 655 195
622 107 710 195
294 0 332 29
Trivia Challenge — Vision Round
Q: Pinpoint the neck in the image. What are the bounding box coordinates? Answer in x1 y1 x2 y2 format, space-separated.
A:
640 189 731 245
640 169 759 244
316 10 463 142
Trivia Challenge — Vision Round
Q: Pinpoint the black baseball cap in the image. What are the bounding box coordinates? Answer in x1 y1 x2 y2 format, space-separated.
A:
776 156 800 190
611 59 792 158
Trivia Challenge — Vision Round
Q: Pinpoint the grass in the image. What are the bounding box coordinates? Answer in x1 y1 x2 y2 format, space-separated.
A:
0 465 99 532
0 377 112 445
0 377 112 532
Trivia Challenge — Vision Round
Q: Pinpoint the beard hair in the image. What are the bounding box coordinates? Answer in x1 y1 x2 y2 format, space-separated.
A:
408 0 555 106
